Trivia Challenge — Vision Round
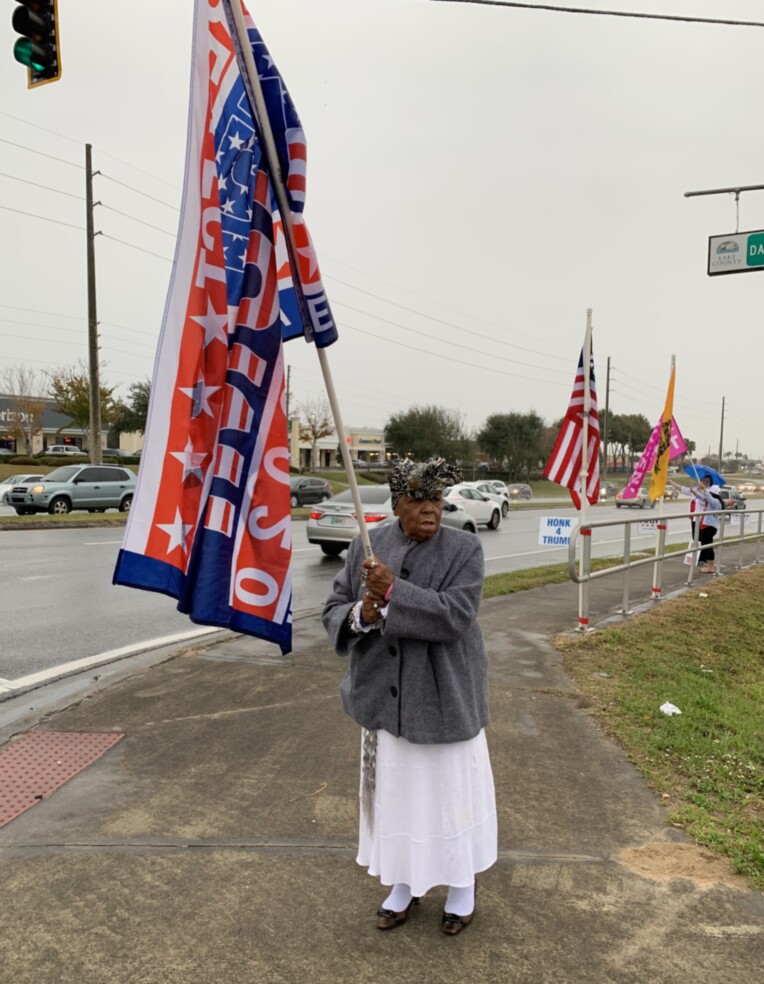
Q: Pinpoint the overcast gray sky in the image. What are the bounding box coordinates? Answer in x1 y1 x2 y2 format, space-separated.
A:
2 0 764 459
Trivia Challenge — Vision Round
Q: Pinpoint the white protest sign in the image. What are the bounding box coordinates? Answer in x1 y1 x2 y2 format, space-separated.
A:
638 519 658 534
538 516 577 546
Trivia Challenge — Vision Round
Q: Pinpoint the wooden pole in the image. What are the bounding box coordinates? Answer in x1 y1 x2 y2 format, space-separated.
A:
224 0 372 557
85 143 102 464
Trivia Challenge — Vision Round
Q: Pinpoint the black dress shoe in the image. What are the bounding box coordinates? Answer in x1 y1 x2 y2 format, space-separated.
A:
441 910 474 935
441 879 477 935
375 896 419 930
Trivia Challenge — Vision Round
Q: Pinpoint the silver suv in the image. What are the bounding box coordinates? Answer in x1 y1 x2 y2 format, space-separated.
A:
7 464 137 515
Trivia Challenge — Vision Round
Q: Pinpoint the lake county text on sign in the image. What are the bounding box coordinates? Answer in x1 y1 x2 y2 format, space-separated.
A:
708 230 764 276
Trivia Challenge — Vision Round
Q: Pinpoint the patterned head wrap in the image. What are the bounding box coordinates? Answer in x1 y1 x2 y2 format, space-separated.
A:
389 457 463 508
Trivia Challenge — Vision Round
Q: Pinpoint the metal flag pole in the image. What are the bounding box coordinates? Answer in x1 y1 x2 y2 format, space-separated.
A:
577 308 593 631
224 0 372 559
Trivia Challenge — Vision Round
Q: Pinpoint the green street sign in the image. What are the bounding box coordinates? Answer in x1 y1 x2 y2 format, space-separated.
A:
708 230 764 276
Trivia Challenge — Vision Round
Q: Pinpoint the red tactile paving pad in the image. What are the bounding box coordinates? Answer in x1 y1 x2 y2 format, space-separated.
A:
0 731 124 828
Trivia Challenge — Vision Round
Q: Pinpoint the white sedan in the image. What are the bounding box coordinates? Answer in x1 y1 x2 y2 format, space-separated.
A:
464 480 509 517
443 484 502 529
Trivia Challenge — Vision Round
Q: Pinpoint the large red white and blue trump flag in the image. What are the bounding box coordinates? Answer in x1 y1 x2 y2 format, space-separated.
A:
113 0 336 654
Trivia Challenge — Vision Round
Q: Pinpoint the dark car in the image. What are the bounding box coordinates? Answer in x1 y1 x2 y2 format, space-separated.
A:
716 486 746 511
507 483 532 501
7 464 136 515
289 476 332 508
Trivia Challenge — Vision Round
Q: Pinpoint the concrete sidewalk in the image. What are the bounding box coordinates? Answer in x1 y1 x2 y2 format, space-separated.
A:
1 564 763 984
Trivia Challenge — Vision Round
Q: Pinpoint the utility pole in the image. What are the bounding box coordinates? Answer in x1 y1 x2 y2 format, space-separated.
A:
718 396 725 472
85 143 102 463
601 356 610 486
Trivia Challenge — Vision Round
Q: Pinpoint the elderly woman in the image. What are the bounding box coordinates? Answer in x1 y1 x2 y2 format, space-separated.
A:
668 474 723 574
322 458 497 936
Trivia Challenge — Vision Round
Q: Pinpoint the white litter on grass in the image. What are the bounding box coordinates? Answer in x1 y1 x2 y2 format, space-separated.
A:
660 702 682 716
699 592 709 598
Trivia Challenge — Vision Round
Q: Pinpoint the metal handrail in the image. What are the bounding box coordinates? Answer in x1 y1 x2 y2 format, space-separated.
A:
568 506 764 630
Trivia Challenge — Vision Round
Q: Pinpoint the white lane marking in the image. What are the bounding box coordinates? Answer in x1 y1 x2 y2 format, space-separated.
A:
20 574 58 582
2 626 221 692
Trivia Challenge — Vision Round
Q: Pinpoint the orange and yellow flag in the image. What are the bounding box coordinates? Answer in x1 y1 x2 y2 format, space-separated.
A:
648 363 675 501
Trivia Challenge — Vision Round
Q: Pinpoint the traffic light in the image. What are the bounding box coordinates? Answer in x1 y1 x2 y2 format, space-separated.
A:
11 0 61 88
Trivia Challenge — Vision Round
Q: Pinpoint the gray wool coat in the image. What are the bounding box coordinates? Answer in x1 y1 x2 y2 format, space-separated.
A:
322 520 489 744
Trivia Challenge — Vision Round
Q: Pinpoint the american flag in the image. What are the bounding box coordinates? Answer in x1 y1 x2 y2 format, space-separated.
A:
544 345 600 509
113 0 336 654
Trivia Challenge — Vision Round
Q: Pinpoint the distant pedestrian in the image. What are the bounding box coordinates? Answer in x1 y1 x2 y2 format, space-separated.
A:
668 475 722 573
322 458 497 935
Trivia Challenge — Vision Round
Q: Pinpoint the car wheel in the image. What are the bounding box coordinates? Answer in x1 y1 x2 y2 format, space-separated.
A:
463 523 477 534
320 543 345 557
501 502 509 517
119 494 133 513
616 503 621 508
15 507 32 515
48 496 71 515
488 509 500 530
290 494 299 508
320 493 330 501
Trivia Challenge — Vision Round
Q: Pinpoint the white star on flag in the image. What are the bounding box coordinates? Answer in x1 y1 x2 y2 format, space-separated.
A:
156 509 194 554
191 299 228 349
169 438 208 482
179 376 220 418
229 132 245 150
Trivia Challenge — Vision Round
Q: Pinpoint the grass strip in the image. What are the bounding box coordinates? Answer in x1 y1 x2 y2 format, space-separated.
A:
557 567 764 889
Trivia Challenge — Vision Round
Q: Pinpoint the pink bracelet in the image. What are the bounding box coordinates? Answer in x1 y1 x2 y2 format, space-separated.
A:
384 581 394 602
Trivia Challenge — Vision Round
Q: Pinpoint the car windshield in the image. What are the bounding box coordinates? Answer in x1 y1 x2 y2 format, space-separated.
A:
42 466 80 482
329 485 391 504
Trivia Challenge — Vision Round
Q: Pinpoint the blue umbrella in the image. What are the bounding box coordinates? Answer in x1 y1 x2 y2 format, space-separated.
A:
682 463 724 486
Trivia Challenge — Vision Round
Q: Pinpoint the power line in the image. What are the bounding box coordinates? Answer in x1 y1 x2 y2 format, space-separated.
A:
0 136 82 168
430 1 764 29
325 273 571 363
95 147 180 191
99 233 173 262
333 299 571 376
0 111 82 146
97 173 180 211
343 319 569 387
97 203 176 237
0 170 83 200
0 203 83 231
0 303 84 321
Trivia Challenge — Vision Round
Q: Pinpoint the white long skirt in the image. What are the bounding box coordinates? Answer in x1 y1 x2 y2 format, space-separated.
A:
356 728 497 898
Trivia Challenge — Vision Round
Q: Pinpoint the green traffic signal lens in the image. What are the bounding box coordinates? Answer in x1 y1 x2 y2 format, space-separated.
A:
13 37 50 72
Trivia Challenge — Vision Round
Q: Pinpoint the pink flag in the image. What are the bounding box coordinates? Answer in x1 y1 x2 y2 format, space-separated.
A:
621 418 687 499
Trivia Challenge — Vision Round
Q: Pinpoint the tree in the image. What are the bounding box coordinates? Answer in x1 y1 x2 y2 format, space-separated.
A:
112 379 151 436
477 411 546 479
299 396 334 469
48 361 120 452
385 405 470 463
0 364 47 453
